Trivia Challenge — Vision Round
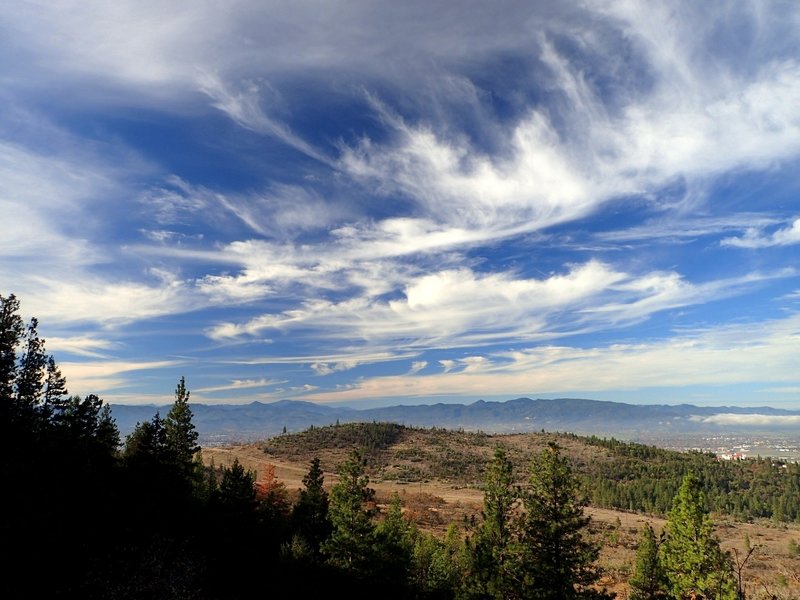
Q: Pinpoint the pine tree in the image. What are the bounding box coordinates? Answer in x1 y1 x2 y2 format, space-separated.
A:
516 442 612 600
15 317 47 408
322 448 377 578
291 456 332 559
629 523 667 600
124 413 168 467
216 458 258 513
0 295 123 598
374 493 416 591
660 472 736 600
43 356 68 413
13 316 48 430
462 445 520 599
0 294 23 403
164 376 200 482
413 523 465 598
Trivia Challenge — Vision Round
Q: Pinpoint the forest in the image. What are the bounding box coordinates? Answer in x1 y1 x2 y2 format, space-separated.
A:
0 293 794 599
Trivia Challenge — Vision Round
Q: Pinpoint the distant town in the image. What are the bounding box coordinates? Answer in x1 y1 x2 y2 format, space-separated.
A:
635 433 800 463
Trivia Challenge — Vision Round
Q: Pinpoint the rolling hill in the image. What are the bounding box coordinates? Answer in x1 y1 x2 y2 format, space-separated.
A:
110 396 800 445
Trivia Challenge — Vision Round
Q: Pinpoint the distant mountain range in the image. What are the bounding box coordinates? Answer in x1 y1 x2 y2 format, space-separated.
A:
109 397 800 445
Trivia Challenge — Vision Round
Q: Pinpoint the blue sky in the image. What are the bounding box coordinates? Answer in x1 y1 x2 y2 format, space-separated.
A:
1 1 799 408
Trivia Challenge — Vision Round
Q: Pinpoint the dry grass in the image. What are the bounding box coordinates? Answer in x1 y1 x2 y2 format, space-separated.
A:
201 440 800 600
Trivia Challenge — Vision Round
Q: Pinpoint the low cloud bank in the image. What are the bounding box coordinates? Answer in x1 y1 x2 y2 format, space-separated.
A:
691 413 800 426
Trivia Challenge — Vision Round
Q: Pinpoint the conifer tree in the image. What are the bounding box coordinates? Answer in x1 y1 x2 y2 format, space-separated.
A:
216 458 258 513
43 356 68 418
14 316 48 428
164 376 200 480
517 442 612 600
374 493 416 591
629 523 667 600
0 295 123 598
322 448 377 578
462 445 519 599
0 294 23 403
660 472 736 600
413 523 465 598
95 403 121 454
124 413 168 467
291 457 332 559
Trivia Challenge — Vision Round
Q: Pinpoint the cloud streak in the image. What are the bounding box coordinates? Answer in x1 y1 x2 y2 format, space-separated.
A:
721 218 800 248
206 261 788 352
302 312 800 403
691 414 800 427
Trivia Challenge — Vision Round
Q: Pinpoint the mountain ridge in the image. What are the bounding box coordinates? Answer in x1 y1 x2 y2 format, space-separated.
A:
109 396 800 445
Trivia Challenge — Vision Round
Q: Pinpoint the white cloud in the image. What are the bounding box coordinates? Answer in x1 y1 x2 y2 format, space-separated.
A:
301 312 800 403
221 350 415 367
408 361 427 375
596 214 781 244
341 58 800 239
721 218 800 248
194 378 284 393
20 276 197 327
197 73 332 164
44 336 117 358
60 359 181 397
0 138 113 265
691 414 800 426
206 261 784 355
310 360 358 376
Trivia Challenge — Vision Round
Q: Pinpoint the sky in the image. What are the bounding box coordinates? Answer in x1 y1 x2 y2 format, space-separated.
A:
1 1 799 409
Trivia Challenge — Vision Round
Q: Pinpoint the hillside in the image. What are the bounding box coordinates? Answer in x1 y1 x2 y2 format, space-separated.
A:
253 423 800 521
202 422 800 599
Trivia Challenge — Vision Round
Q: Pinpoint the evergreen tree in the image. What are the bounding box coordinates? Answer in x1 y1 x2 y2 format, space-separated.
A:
201 458 268 598
0 294 23 403
461 445 519 599
0 295 124 599
43 355 68 415
216 458 258 513
9 316 49 442
660 472 736 600
374 493 416 591
629 523 667 600
95 403 121 455
291 456 332 560
322 448 378 578
164 376 200 482
52 394 121 464
516 442 612 600
124 413 168 466
413 523 464 599
14 317 48 411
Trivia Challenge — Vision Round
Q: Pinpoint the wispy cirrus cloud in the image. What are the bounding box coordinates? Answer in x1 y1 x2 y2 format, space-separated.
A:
59 359 182 397
206 261 790 355
340 58 800 239
721 217 800 248
44 336 117 359
302 312 800 403
197 73 333 164
193 377 284 394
